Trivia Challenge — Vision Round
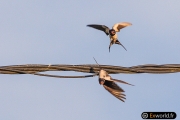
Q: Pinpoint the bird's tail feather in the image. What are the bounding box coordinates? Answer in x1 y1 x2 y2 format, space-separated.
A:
116 40 127 51
111 78 134 86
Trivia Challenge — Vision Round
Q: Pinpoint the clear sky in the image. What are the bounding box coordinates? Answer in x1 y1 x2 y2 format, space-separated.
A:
0 0 180 120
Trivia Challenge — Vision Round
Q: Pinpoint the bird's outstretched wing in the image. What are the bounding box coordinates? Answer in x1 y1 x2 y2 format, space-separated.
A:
112 22 132 32
103 80 126 102
87 24 110 35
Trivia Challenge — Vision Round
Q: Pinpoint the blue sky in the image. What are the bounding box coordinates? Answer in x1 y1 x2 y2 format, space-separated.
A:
0 0 180 120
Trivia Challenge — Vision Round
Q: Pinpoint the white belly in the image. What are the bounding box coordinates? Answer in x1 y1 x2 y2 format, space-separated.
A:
109 34 118 41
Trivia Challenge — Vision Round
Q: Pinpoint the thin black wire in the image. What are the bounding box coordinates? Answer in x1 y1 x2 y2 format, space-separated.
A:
0 68 98 78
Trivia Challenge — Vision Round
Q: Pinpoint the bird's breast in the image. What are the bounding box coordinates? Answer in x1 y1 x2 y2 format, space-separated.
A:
109 34 118 41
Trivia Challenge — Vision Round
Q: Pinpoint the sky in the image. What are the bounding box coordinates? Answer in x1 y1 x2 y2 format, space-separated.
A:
0 0 180 120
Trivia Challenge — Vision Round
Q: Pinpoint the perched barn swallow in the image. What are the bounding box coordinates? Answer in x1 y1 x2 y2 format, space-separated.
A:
93 58 134 102
87 22 132 52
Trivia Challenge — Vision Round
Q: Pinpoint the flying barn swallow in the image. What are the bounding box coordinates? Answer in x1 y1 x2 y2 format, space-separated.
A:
93 58 134 102
87 22 132 52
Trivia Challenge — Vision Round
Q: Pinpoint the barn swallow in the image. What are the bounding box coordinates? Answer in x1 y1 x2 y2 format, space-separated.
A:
87 22 132 52
93 57 134 102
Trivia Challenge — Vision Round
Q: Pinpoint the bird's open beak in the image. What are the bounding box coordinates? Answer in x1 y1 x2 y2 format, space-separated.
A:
99 78 105 85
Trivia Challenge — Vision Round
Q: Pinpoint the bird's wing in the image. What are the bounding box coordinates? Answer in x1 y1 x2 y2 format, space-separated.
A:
87 24 109 35
112 22 132 32
111 78 134 86
103 80 126 102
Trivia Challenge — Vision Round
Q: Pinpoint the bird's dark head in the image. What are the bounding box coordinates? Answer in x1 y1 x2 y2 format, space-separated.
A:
109 29 116 36
99 78 105 85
